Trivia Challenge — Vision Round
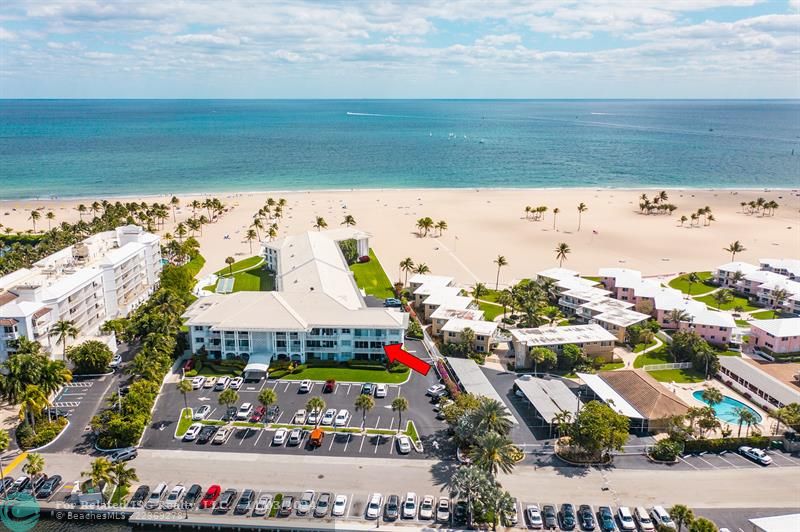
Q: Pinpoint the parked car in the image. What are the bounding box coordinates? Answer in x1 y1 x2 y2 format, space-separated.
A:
506 497 519 526
183 423 203 442
579 504 596 531
18 475 46 496
527 504 544 529
294 409 307 424
215 488 238 514
299 380 312 393
375 383 388 398
196 425 218 444
430 388 448 402
9 476 29 495
307 409 319 425
315 492 332 517
634 506 655 532
288 428 303 446
161 484 186 511
383 298 402 307
35 475 61 499
332 494 347 517
453 501 468 526
234 489 255 515
199 485 221 509
361 383 375 395
203 377 217 389
542 503 558 530
273 428 288 445
128 485 150 508
109 354 122 368
436 497 450 523
598 506 616 532
191 376 206 389
419 495 435 520
212 427 232 444
323 379 336 393
321 408 337 426
396 435 412 454
297 490 315 515
253 494 273 517
617 507 636 531
193 405 211 420
265 405 281 422
109 447 137 463
144 482 168 510
426 383 446 396
250 406 266 423
182 358 195 372
334 409 350 427
384 494 400 521
559 503 577 531
402 492 417 519
182 484 203 510
650 506 676 530
229 377 243 390
222 406 238 421
739 446 772 465
279 495 295 516
309 428 325 447
214 376 230 391
366 493 383 519
236 402 253 420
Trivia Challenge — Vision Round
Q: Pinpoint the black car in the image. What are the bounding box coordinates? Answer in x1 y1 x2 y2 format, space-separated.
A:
182 484 203 509
128 485 150 508
19 475 47 496
579 505 596 531
223 406 238 421
196 425 219 444
36 475 62 499
234 489 255 515
559 503 577 531
384 494 400 521
265 405 281 423
215 489 238 514
543 504 558 530
9 477 30 495
0 477 15 496
453 501 468 526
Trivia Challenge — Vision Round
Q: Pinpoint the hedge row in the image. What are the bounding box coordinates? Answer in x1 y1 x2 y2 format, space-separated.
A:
17 417 68 450
683 436 770 453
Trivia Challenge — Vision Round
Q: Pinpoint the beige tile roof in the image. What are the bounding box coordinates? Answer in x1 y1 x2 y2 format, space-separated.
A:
599 370 689 420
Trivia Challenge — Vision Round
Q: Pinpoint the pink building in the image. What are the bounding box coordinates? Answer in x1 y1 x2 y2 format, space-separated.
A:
747 318 800 357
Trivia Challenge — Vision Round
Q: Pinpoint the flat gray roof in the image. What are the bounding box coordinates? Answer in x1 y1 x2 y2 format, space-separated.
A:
719 357 800 407
445 357 518 425
514 377 582 424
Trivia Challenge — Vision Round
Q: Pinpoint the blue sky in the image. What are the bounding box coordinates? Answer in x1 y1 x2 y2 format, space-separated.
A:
0 0 798 98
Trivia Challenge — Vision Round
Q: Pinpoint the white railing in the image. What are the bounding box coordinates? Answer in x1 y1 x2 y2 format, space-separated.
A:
642 361 692 371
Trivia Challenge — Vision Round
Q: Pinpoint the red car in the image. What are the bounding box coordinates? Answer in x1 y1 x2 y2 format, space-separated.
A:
250 406 266 423
323 379 336 393
199 485 221 509
182 359 195 372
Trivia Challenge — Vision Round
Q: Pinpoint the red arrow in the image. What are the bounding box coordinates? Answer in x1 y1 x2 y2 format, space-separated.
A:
384 344 431 376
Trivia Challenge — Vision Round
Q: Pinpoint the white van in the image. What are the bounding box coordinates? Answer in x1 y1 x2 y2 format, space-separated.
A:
144 482 168 510
634 506 655 531
650 506 676 529
214 376 230 390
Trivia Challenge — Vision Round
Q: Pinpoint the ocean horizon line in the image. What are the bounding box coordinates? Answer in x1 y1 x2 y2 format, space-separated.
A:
2 97 800 102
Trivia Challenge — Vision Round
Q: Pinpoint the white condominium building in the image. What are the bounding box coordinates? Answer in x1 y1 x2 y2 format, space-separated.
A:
0 225 161 361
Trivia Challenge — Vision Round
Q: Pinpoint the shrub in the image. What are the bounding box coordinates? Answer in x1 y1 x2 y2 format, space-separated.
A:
357 255 370 263
406 319 424 339
184 369 198 378
649 438 683 461
269 370 289 379
290 364 307 374
683 436 770 453
67 340 114 374
16 418 68 450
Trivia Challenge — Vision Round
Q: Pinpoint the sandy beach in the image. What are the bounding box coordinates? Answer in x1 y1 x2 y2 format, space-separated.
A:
2 188 798 286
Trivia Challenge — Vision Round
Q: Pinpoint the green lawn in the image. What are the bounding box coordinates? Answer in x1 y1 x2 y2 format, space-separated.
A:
214 255 264 276
633 339 658 353
349 249 395 299
599 361 624 371
717 349 741 357
205 255 274 293
279 366 410 384
695 293 760 311
647 368 706 383
110 485 129 506
633 348 671 368
405 420 420 442
582 276 602 283
735 319 751 328
478 301 504 321
667 271 715 295
750 309 780 320
176 408 193 437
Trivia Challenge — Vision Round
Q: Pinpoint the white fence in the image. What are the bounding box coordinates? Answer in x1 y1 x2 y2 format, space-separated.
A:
642 362 692 371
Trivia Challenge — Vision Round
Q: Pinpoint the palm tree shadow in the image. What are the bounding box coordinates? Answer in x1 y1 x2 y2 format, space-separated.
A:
429 460 458 492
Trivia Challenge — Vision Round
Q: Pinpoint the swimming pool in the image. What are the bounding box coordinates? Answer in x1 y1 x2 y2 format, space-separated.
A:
692 390 762 424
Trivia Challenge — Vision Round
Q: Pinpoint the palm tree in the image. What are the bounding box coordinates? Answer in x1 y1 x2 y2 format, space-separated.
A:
555 242 571 267
711 288 733 309
251 218 264 240
449 466 490 528
45 211 55 230
391 396 408 433
670 505 694 532
258 388 277 414
576 202 587 231
169 196 180 222
770 288 789 312
472 282 488 304
470 432 519 477
111 460 139 499
435 220 448 236
354 394 375 430
77 204 87 220
493 255 508 290
724 240 746 261
19 385 50 430
679 215 688 226
306 397 326 428
701 387 723 409
313 217 328 231
82 457 113 489
416 217 434 237
0 432 9 495
471 398 513 436
413 263 430 275
399 258 415 286
735 406 756 437
524 206 531 220
218 388 239 419
29 210 41 232
667 308 691 328
22 452 45 478
544 306 564 326
245 229 258 254
497 290 513 318
341 214 356 227
177 379 193 411
50 319 78 361
552 207 560 230
689 517 717 532
553 410 572 438
224 256 235 276
686 272 701 297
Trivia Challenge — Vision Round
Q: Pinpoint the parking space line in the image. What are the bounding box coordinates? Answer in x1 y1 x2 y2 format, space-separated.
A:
345 384 352 395
374 435 380 454
389 435 394 455
694 454 718 469
715 453 740 468
334 383 340 394
239 428 250 445
258 380 267 391
358 435 365 453
346 493 354 517
374 416 380 429
283 382 290 393
208 407 217 419
343 434 351 452
274 411 284 424
328 433 336 451
772 452 800 466
254 428 264 447
389 418 394 431
678 456 699 470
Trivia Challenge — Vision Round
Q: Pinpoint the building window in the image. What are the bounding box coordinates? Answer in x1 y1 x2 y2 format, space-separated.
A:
340 328 350 334
193 326 204 332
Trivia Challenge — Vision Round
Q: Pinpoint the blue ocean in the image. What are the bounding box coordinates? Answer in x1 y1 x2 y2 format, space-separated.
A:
0 100 798 200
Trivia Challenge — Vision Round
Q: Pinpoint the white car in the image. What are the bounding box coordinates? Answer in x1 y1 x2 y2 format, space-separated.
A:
272 428 288 445
288 428 303 446
334 409 349 427
190 376 206 390
161 484 185 511
203 376 217 389
402 492 417 519
526 504 543 529
618 507 636 531
396 435 412 454
109 354 123 368
229 377 243 390
419 495 435 520
294 409 307 424
426 383 446 395
214 376 229 390
436 497 450 523
635 506 656 532
183 423 203 441
253 494 273 516
332 494 348 517
366 493 383 519
236 402 253 420
297 490 315 515
321 408 337 426
192 405 211 420
739 446 772 465
212 427 232 444
307 409 319 425
650 506 676 529
374 384 388 398
299 380 312 393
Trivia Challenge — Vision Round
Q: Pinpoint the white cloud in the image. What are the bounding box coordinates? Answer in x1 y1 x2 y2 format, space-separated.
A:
475 33 522 47
0 26 15 41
